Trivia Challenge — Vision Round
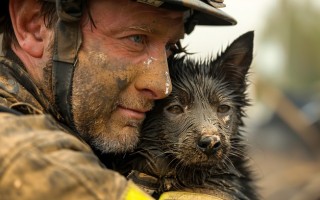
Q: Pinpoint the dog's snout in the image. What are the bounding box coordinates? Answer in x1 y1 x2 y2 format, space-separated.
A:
197 135 221 155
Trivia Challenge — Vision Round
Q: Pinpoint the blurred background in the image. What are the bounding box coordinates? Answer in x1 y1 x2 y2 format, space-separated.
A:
1 0 319 199
182 0 320 199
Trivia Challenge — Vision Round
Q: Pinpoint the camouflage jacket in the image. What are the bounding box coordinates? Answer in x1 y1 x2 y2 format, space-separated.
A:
0 52 153 200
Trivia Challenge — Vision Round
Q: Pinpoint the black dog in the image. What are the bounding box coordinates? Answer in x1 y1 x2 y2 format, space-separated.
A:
106 31 258 200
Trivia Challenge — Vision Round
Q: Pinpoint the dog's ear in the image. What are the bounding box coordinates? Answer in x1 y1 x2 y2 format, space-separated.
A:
216 31 254 87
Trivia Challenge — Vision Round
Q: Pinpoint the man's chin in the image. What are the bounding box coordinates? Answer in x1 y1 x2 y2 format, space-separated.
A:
90 126 140 154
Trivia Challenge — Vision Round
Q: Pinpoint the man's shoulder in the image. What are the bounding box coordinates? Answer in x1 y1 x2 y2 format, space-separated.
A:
0 112 91 154
0 112 134 200
0 112 61 131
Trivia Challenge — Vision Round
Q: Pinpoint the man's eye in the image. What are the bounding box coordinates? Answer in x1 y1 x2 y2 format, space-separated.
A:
125 35 147 52
129 35 145 44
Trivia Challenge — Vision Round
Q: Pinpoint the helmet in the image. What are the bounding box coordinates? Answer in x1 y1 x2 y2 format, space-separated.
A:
147 0 237 32
0 0 236 33
0 0 236 131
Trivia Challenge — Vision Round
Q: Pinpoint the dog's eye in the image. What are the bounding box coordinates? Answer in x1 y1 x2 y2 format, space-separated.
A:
217 105 230 113
166 105 184 114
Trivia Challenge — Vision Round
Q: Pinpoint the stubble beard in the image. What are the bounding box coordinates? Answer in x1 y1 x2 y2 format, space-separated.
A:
72 51 153 154
76 102 143 154
89 116 142 154
81 96 148 154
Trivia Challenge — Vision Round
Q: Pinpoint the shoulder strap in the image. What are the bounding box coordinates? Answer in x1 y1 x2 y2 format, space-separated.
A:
0 105 23 116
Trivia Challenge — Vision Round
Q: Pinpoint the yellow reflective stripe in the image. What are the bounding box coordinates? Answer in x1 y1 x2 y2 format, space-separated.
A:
123 181 154 200
159 191 228 200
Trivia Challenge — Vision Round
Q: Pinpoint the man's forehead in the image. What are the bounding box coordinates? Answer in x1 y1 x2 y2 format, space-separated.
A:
117 3 185 39
89 0 185 33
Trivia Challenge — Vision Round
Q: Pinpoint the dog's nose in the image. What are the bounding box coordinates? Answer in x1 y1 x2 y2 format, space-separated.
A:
197 135 221 154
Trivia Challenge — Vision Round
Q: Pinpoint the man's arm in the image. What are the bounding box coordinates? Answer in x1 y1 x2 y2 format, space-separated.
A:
0 113 153 200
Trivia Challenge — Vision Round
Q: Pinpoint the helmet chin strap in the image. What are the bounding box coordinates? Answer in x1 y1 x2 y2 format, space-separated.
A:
52 0 83 130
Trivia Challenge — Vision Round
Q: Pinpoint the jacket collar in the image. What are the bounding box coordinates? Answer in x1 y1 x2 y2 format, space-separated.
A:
0 51 58 117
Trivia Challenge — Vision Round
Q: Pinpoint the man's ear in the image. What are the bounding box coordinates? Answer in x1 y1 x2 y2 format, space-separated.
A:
9 0 44 58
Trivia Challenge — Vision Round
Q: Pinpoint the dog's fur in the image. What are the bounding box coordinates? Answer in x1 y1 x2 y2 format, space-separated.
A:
106 31 258 200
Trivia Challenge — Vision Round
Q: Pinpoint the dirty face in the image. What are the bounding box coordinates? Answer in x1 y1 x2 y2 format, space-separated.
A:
72 0 184 153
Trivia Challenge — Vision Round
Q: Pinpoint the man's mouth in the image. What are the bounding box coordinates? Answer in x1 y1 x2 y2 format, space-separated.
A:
117 105 148 121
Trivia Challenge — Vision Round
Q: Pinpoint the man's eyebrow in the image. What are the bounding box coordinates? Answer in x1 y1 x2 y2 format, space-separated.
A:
125 25 184 41
128 25 154 33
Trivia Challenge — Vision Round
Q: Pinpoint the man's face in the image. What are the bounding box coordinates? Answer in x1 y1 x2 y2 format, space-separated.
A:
72 0 184 153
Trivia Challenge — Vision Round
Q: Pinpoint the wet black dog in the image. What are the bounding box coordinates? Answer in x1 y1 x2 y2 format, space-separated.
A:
106 31 258 200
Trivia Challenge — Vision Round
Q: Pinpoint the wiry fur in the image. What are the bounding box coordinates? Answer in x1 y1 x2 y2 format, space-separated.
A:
106 31 258 200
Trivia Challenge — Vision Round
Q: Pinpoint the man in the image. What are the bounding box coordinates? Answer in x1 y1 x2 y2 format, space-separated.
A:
0 0 236 199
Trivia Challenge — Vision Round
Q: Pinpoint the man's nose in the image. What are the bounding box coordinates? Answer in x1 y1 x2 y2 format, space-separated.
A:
134 50 172 100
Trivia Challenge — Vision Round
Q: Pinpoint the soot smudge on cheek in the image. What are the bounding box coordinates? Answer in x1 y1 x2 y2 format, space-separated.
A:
116 77 129 91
